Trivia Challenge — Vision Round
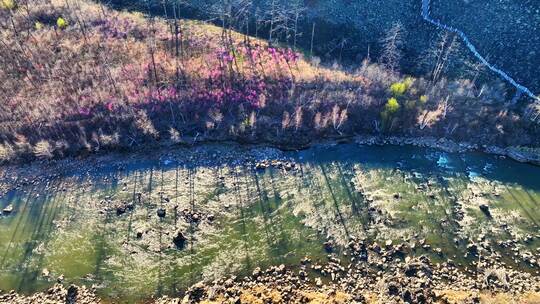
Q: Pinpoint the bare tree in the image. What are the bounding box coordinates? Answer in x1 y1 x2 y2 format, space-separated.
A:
310 22 315 57
463 59 486 87
264 0 299 46
421 31 462 83
291 0 305 50
379 22 405 73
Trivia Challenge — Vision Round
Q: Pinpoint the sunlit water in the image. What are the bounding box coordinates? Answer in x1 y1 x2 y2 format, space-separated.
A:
0 144 539 303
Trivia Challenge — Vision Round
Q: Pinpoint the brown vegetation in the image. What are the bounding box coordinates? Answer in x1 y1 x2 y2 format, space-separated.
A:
0 0 538 164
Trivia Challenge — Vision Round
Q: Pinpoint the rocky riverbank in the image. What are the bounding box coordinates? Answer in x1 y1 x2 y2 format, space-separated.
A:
0 284 99 304
2 239 540 304
171 236 540 303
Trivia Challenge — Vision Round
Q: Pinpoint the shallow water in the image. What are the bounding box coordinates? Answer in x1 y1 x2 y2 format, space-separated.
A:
0 143 539 302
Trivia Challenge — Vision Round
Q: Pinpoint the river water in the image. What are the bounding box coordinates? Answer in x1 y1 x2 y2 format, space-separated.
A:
0 143 539 302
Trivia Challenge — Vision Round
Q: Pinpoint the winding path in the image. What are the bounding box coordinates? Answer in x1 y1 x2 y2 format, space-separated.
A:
421 0 539 102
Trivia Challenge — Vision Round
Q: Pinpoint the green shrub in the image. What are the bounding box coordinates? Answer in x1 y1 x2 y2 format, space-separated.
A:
1 0 15 10
35 22 43 30
381 98 400 131
385 97 400 114
390 82 407 96
56 17 68 29
390 77 414 96
419 95 428 104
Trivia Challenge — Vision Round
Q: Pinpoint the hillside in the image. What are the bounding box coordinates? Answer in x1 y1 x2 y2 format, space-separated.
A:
106 0 540 94
0 0 539 164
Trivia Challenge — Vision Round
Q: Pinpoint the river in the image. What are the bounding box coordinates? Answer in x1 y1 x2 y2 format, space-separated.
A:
0 143 539 302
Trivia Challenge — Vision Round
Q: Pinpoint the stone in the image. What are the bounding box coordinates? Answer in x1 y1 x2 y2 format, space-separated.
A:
2 204 13 214
479 204 491 217
187 282 206 302
116 205 127 216
173 231 187 249
66 285 78 302
252 267 261 277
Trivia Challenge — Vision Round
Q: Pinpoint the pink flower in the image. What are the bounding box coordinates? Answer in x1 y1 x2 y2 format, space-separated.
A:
79 107 91 116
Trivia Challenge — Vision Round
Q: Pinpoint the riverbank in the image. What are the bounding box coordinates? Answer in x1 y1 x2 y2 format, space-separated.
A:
2 245 540 303
1 134 540 199
173 239 540 303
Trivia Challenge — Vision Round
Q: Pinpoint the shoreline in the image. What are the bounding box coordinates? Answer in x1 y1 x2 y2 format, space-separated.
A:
1 134 540 169
1 134 539 201
1 240 539 303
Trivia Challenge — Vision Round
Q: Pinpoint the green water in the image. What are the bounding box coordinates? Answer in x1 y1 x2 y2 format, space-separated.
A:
0 144 539 302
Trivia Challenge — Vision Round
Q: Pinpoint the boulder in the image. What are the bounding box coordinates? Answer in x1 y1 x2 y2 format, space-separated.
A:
479 204 491 217
116 205 127 216
42 268 50 278
173 231 187 249
2 204 13 214
66 285 78 303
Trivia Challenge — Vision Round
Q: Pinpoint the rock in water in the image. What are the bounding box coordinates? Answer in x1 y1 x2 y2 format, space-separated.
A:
173 231 187 249
323 241 333 252
66 285 78 303
479 204 491 217
116 205 127 216
42 268 50 278
2 204 13 214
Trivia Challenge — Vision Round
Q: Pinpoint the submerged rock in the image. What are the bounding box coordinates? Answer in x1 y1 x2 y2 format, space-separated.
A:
323 241 334 252
173 231 187 249
41 268 50 278
66 285 78 303
116 205 127 216
116 201 134 216
2 204 13 214
479 204 491 217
